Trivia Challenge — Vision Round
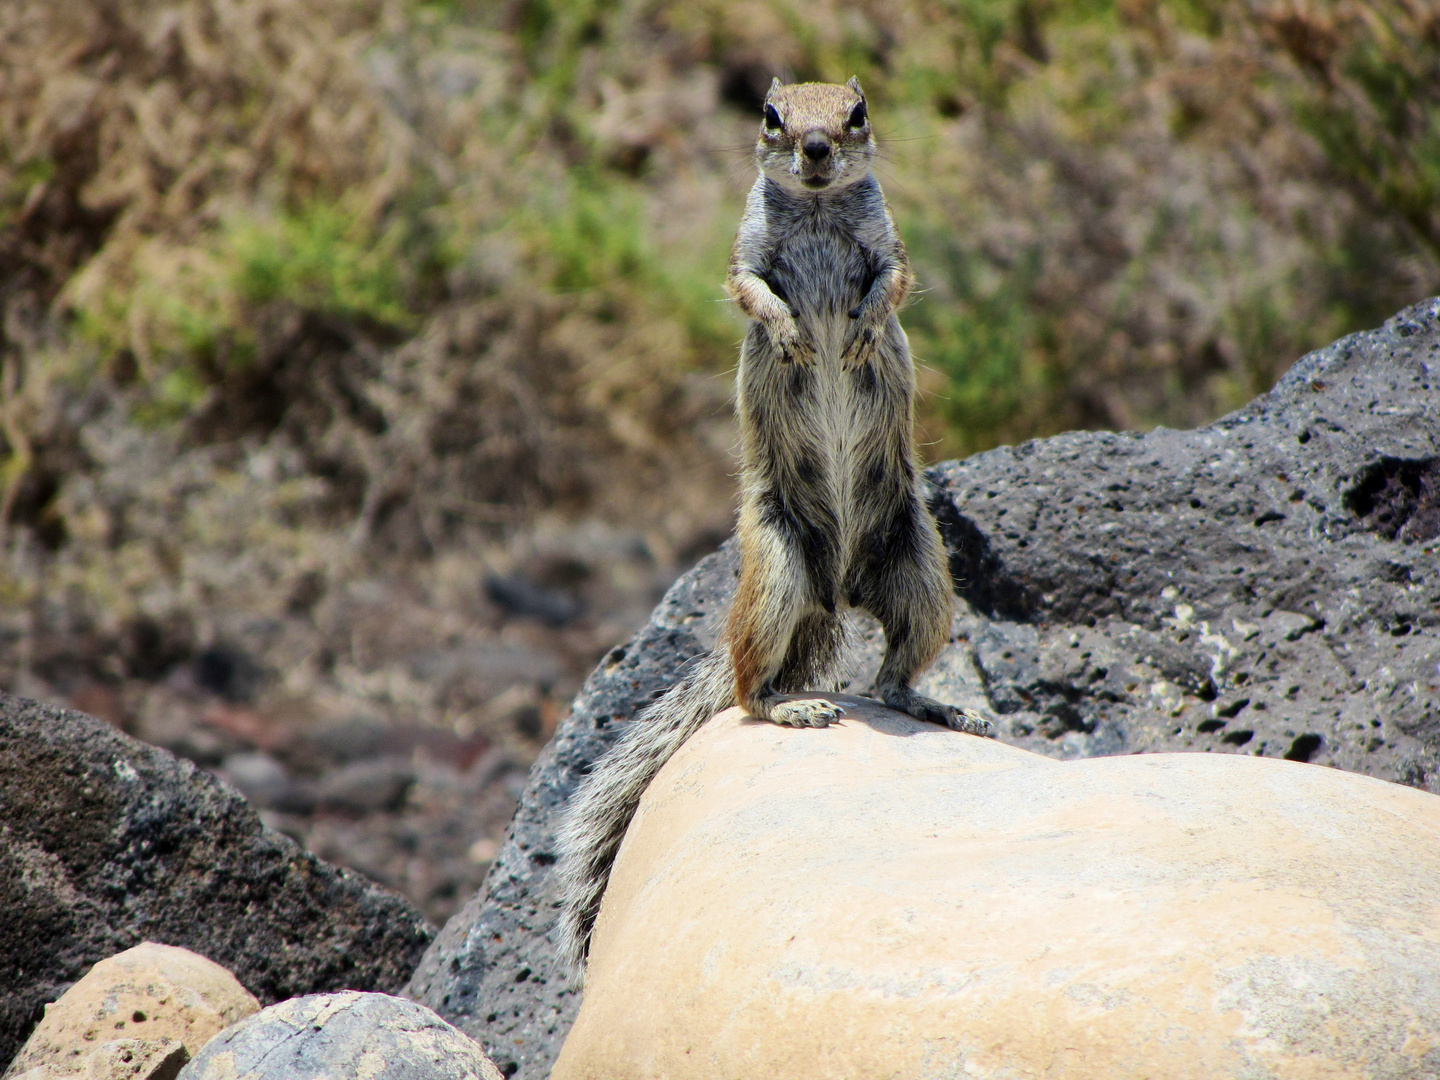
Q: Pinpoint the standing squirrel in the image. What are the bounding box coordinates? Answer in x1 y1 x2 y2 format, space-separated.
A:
555 77 992 973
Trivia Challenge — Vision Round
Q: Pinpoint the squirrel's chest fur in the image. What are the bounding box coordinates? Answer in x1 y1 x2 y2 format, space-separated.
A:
736 176 913 552
757 180 880 356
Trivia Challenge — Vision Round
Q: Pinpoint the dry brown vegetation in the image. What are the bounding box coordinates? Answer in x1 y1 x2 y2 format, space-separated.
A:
1 0 1436 917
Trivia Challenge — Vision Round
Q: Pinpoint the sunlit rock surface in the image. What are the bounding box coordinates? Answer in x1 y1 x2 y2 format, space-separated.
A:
556 699 1440 1079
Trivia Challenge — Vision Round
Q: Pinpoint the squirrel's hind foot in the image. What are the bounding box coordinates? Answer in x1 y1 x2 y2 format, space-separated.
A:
948 706 996 737
883 687 994 737
763 697 844 728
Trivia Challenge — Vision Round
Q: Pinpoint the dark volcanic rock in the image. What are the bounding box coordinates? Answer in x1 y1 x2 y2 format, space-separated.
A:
1 695 434 1070
407 299 1440 1078
924 299 1440 773
177 992 501 1080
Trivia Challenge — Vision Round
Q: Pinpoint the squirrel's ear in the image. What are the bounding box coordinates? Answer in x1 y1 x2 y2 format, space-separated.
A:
768 76 783 97
846 75 864 97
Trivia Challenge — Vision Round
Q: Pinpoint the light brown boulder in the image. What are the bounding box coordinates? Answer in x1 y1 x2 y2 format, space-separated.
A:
554 697 1440 1080
5 944 259 1080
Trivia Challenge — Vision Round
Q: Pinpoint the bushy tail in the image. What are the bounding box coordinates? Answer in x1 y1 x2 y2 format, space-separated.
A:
554 648 736 976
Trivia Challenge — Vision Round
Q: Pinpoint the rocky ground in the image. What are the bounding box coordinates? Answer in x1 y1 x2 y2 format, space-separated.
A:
26 521 719 930
0 696 433 1068
409 299 1440 1079
3 941 507 1080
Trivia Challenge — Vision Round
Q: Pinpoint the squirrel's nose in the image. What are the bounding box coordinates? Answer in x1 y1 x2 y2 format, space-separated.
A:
802 134 832 162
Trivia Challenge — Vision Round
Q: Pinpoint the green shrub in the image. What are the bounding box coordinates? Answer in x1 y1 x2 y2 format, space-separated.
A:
229 200 418 329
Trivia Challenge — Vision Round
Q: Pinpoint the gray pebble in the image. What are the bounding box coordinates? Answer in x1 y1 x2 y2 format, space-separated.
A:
177 993 502 1080
315 757 415 814
217 752 293 809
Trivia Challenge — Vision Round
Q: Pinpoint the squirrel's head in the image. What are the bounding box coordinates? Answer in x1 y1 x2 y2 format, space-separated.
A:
755 77 875 194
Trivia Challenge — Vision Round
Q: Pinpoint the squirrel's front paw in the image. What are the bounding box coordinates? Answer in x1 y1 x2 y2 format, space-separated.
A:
841 321 881 368
769 318 815 365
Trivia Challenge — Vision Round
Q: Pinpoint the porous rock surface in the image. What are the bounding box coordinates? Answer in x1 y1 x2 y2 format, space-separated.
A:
1 696 434 1070
176 993 502 1080
555 699 1440 1079
407 299 1440 1077
4 943 258 1080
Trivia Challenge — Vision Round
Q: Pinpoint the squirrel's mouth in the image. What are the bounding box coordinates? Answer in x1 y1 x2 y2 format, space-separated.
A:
801 175 832 189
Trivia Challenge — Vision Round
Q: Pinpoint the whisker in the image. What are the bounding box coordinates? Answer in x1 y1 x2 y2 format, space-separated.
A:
877 111 925 136
702 141 760 155
721 156 758 185
868 160 907 189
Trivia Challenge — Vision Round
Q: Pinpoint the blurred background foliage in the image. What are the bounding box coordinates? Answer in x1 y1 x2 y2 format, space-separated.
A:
0 0 1436 739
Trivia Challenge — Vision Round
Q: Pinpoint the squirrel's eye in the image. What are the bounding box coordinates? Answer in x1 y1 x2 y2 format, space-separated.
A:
763 104 782 131
848 101 868 128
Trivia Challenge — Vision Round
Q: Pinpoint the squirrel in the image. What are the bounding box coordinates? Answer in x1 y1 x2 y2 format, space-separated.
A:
554 77 993 974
